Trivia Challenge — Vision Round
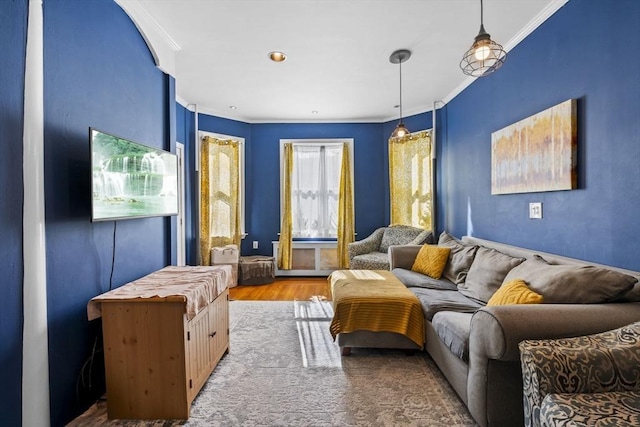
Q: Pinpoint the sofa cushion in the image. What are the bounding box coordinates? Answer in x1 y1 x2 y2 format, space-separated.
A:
411 245 451 279
409 287 483 320
487 279 544 306
459 246 525 303
392 268 457 290
504 257 638 304
379 225 430 253
438 231 479 284
431 311 472 362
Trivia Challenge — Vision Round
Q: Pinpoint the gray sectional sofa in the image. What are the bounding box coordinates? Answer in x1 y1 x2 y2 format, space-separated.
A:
389 233 640 427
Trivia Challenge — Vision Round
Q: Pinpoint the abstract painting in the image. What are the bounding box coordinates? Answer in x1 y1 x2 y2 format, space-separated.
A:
491 99 577 194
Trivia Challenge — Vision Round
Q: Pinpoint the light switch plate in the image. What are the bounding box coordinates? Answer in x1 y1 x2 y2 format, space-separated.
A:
252 241 259 249
529 202 543 219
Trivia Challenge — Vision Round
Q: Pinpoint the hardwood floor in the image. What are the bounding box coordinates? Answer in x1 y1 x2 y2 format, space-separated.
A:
229 276 331 301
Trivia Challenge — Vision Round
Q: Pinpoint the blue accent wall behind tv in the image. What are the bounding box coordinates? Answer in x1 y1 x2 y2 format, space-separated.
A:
440 0 639 270
43 0 175 424
0 1 27 425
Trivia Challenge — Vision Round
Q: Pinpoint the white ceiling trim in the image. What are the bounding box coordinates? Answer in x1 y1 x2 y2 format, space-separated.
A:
115 0 181 76
505 0 570 50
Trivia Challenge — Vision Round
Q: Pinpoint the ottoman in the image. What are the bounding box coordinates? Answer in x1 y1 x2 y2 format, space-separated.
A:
238 256 275 285
328 270 425 355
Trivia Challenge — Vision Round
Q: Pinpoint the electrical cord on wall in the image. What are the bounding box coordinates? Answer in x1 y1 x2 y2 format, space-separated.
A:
75 220 117 409
76 221 118 410
75 334 104 410
108 220 117 291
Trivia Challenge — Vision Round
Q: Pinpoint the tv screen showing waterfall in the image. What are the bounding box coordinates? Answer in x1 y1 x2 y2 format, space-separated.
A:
90 128 178 221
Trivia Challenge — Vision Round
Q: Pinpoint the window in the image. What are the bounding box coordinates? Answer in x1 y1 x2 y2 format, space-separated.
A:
389 130 434 230
280 139 353 239
200 131 245 241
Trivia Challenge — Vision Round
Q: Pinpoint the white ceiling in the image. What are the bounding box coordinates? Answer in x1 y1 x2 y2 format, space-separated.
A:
118 0 567 123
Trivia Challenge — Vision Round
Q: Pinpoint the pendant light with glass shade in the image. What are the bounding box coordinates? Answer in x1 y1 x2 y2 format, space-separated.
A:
389 49 412 138
460 0 506 77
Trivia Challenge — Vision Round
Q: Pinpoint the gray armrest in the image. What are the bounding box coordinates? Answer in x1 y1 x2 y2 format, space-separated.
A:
388 245 422 270
470 302 640 361
348 227 385 261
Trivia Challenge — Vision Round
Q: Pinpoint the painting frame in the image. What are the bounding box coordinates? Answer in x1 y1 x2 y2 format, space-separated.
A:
491 99 577 195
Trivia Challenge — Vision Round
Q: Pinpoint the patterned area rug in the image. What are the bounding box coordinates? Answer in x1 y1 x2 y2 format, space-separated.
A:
69 299 476 426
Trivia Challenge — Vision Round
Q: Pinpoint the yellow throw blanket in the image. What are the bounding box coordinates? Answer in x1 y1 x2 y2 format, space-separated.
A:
329 270 425 348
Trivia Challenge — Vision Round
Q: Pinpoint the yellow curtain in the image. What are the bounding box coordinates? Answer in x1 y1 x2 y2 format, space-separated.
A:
277 143 293 269
337 143 354 268
199 139 211 265
389 131 433 230
200 136 241 265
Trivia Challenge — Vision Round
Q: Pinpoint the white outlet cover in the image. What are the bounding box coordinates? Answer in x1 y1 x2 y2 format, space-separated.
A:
529 202 543 219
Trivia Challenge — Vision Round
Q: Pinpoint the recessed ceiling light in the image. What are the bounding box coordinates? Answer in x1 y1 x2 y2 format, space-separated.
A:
268 51 287 62
312 110 318 114
229 105 237 110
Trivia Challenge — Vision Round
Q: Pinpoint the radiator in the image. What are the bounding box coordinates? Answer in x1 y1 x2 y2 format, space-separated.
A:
271 241 338 276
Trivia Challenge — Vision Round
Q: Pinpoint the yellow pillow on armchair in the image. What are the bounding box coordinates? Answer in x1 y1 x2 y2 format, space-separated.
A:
487 279 544 306
411 245 451 279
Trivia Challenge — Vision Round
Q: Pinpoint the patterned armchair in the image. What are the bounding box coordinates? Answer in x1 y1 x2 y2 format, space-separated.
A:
519 321 640 427
348 225 433 270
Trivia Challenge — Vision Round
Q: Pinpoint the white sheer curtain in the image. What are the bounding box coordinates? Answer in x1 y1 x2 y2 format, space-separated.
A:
292 144 342 238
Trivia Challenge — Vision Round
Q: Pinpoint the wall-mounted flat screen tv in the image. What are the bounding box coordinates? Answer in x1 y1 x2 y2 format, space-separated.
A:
90 128 178 221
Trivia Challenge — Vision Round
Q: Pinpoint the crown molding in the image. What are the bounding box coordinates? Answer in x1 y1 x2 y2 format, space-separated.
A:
115 0 181 76
504 0 570 51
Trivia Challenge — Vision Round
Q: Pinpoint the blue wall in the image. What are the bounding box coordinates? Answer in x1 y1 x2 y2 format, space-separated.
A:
248 123 387 254
441 0 640 270
0 1 27 425
43 0 175 424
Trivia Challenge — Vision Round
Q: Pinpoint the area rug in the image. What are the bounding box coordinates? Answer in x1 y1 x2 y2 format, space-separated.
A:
69 298 476 426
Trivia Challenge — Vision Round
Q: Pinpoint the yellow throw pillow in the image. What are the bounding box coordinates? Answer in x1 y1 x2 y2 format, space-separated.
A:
487 279 544 306
411 245 451 279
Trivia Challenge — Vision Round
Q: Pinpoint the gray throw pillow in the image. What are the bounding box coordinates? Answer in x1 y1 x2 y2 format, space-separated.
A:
459 246 525 303
616 283 640 302
438 231 479 285
503 257 638 304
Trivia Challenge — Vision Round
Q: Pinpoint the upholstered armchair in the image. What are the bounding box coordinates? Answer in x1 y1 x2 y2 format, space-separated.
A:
519 321 640 427
348 225 433 270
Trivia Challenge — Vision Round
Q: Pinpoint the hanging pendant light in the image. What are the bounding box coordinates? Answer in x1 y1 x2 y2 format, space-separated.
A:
460 0 506 77
390 49 412 138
